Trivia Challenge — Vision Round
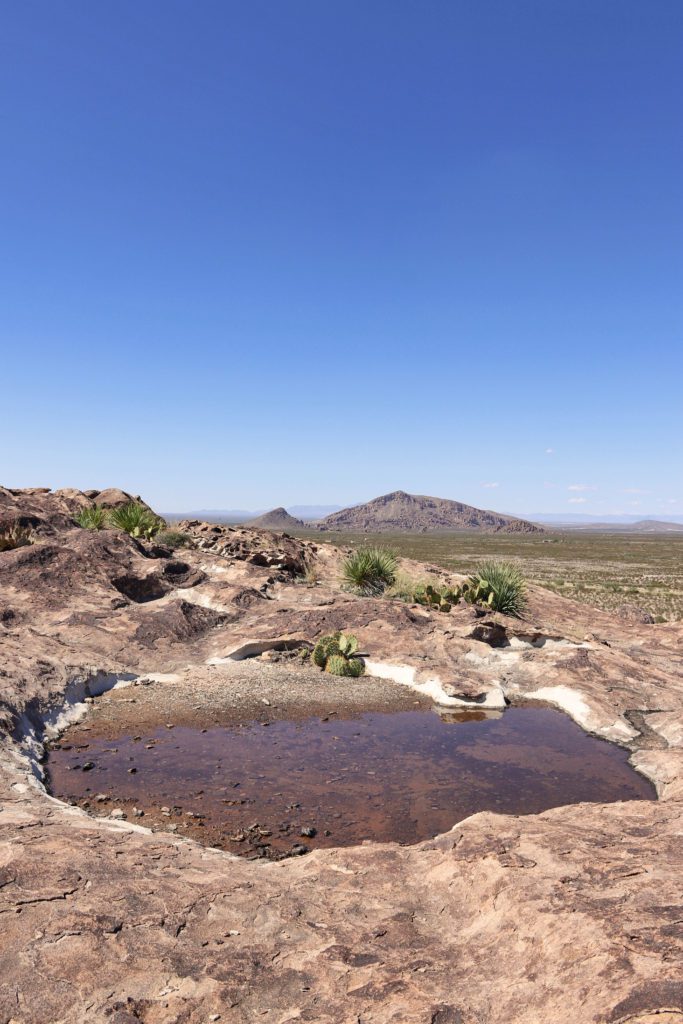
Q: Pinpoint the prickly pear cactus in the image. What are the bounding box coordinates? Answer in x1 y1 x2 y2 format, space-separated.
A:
325 654 354 677
338 633 359 657
312 632 341 667
345 657 365 677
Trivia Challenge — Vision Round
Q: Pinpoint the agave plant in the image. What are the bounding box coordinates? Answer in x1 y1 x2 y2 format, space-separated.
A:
76 505 107 530
107 502 165 541
341 546 398 596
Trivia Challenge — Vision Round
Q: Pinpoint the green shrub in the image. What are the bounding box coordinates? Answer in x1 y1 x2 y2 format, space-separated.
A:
385 573 430 602
156 529 192 549
0 522 34 552
107 502 165 541
469 560 526 616
76 505 107 530
341 546 398 596
299 554 319 584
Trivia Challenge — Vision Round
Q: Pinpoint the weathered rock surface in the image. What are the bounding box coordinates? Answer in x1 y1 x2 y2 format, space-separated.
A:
1 487 682 1023
317 489 544 533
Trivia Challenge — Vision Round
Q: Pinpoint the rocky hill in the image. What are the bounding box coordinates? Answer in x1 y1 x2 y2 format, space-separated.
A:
248 506 305 530
317 490 543 533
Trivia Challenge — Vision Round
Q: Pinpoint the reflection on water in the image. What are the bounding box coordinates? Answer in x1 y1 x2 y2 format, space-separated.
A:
47 706 655 859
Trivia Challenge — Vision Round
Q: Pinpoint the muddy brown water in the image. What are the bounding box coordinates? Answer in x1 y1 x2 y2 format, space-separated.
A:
46 706 655 859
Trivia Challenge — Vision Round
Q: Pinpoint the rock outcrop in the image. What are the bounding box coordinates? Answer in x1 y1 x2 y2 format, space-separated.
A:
318 490 544 533
0 487 682 1024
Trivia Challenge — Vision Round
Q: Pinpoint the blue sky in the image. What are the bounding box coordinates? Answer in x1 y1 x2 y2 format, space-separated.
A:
2 1 681 516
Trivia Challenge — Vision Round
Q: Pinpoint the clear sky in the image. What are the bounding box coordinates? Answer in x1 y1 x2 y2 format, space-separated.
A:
2 1 681 516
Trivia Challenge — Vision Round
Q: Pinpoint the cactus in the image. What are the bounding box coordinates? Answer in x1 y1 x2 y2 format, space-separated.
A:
325 654 354 677
326 654 365 678
345 657 365 677
338 632 358 657
312 632 341 667
312 631 365 676
413 583 462 613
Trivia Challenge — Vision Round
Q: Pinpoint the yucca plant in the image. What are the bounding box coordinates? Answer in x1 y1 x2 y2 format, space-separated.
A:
76 505 107 530
469 560 527 617
341 546 398 596
107 502 165 541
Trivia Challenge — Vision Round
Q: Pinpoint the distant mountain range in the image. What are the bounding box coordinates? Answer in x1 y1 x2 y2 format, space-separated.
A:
527 513 683 530
536 518 683 533
165 502 683 533
164 504 342 523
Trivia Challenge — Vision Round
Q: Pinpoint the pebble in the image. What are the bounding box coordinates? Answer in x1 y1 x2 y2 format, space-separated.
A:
132 808 145 817
95 794 108 803
82 762 95 771
110 809 126 820
291 843 308 856
127 767 137 774
300 827 317 838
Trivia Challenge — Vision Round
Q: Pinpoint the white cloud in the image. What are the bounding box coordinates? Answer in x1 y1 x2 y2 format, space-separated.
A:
568 484 597 492
622 488 649 495
481 481 499 489
544 448 554 454
568 497 588 504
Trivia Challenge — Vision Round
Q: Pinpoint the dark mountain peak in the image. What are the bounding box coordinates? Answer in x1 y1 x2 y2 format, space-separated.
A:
249 507 305 530
318 491 543 534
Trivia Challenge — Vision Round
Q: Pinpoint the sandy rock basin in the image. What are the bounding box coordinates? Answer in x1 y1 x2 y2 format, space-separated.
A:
1 488 682 1023
45 662 655 859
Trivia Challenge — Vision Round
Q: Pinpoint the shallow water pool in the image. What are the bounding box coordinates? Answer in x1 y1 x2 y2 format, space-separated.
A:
47 705 655 858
